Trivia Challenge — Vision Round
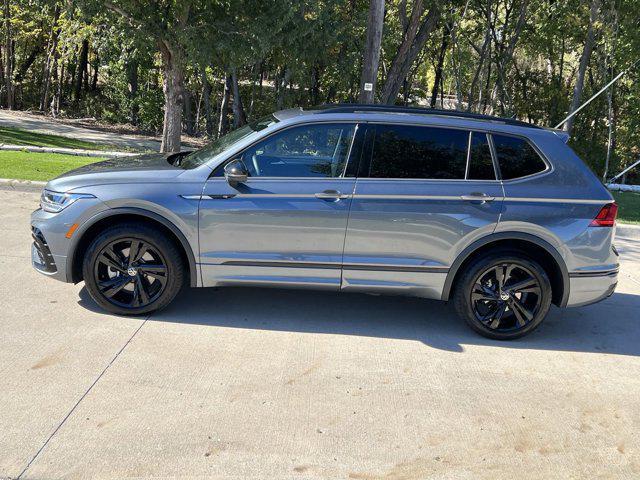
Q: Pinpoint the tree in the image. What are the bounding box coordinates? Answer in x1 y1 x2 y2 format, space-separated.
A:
380 1 440 104
104 0 193 152
359 0 385 103
564 0 600 137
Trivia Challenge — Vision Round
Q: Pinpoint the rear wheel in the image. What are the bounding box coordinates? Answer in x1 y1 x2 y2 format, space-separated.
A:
83 223 185 315
453 251 552 340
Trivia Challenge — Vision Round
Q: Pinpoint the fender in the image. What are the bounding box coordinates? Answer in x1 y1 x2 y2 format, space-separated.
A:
441 231 570 307
67 207 199 287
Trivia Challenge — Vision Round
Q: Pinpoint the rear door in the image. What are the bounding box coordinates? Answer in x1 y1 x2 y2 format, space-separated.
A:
198 122 361 289
341 124 504 298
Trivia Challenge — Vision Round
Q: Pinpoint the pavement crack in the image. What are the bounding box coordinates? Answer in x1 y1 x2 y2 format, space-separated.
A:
15 318 149 479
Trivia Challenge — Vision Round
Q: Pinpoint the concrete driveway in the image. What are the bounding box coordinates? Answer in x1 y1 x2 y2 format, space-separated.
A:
1 187 639 479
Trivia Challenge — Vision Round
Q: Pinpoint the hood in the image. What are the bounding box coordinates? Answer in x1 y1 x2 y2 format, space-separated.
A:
48 152 187 192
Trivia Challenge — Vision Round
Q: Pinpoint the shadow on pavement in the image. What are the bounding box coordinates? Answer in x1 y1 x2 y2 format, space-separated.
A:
78 286 640 356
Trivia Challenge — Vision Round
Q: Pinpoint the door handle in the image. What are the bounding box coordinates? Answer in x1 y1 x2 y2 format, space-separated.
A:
315 190 350 201
460 192 495 203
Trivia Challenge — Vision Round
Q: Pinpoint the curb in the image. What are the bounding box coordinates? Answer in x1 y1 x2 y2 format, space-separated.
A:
0 177 46 192
0 144 137 158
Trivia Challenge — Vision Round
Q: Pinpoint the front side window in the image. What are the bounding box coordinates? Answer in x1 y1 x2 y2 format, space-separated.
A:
238 123 356 178
181 115 276 169
367 124 468 179
492 134 547 180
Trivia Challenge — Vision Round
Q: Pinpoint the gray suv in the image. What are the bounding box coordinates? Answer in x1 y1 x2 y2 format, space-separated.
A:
31 105 619 339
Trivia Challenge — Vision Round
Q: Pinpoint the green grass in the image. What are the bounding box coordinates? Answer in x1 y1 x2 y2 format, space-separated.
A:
613 191 640 225
0 150 103 181
0 126 114 151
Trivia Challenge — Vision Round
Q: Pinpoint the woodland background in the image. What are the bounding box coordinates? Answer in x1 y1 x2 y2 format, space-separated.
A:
1 0 638 181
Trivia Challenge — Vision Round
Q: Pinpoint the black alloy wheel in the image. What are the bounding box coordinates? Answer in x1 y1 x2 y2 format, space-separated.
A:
453 252 552 340
471 263 542 333
83 223 185 315
94 238 168 309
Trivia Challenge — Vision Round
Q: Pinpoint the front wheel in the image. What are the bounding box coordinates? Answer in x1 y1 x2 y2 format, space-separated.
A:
453 252 552 340
82 223 185 315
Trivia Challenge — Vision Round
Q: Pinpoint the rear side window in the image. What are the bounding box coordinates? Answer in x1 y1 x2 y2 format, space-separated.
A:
468 132 495 180
492 134 547 180
368 125 467 179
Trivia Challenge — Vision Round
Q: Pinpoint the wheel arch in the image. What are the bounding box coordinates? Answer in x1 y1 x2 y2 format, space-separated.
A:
68 208 198 287
442 232 570 307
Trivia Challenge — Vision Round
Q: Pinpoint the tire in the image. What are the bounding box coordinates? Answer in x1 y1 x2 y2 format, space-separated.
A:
452 250 552 340
82 222 185 316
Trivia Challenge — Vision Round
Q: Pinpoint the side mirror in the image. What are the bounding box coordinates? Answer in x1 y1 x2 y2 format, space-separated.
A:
224 159 248 185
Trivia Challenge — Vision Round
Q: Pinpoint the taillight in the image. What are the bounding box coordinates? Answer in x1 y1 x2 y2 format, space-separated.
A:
589 203 618 227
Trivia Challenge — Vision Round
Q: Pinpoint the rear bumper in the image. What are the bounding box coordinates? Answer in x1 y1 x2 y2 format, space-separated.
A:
566 270 618 307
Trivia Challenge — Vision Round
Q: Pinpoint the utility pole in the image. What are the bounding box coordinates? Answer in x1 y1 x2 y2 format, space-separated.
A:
359 0 385 104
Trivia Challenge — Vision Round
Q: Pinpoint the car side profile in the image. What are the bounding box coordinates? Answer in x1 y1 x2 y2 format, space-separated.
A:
31 105 619 339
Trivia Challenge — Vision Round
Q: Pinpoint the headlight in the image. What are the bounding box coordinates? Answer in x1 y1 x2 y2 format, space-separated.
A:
40 190 96 213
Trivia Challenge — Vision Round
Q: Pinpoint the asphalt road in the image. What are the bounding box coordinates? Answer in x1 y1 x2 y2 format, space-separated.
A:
1 187 639 479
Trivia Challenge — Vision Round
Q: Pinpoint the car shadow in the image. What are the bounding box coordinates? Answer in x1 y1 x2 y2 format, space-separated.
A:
78 284 640 356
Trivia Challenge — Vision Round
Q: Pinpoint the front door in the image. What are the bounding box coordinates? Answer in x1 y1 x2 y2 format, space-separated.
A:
198 122 361 289
342 124 504 298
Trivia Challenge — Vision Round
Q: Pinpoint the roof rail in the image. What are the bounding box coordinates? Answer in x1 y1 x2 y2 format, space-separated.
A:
314 104 542 129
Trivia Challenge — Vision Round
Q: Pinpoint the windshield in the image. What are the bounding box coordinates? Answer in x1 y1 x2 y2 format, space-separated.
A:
179 115 277 169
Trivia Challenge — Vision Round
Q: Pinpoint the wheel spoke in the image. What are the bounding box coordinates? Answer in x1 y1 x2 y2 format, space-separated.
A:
506 277 538 294
494 265 506 289
128 240 148 264
489 303 507 329
99 276 131 298
472 284 498 302
138 264 166 276
134 275 149 305
99 247 125 273
510 297 534 327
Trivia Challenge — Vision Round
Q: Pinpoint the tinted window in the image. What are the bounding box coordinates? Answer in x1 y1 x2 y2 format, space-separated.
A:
368 125 467 179
239 123 355 178
493 134 547 180
468 132 495 180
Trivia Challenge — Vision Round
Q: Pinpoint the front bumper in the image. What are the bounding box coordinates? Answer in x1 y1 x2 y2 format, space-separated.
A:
30 196 109 283
566 270 618 307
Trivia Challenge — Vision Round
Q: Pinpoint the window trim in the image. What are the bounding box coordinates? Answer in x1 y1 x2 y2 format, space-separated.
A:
208 121 361 180
489 132 553 182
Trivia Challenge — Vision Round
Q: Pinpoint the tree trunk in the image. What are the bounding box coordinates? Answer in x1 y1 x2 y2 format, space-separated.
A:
91 56 99 90
380 4 440 104
40 5 60 111
359 0 385 103
276 67 291 110
217 73 231 138
3 0 14 109
200 68 214 136
564 0 599 136
230 67 246 128
430 25 450 108
158 39 184 153
183 89 196 135
73 38 89 101
125 58 138 124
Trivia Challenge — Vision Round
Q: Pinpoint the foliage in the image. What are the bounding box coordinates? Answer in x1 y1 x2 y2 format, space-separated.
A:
1 0 638 177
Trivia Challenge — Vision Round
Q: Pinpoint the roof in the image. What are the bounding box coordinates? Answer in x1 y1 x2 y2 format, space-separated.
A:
273 104 543 130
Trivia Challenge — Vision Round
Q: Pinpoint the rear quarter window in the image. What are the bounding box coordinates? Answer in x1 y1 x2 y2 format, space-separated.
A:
492 134 547 180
